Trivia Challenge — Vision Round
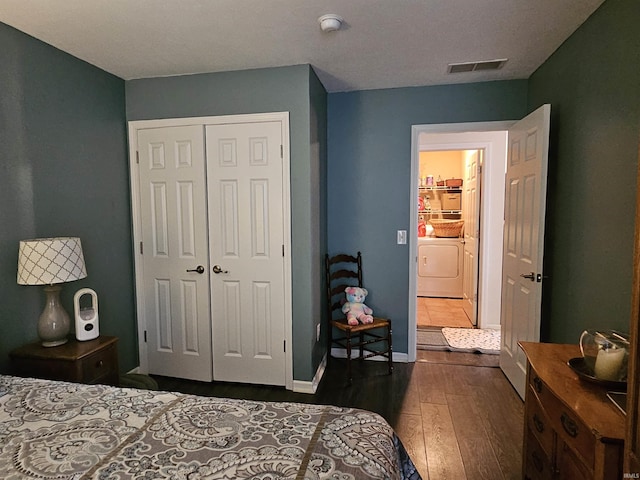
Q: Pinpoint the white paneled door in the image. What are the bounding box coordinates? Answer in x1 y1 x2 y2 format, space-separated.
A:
206 121 286 386
462 149 481 325
134 116 290 387
137 125 213 381
499 104 551 399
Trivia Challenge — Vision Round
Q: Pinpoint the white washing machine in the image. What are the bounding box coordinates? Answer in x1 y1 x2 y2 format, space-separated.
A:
417 236 464 298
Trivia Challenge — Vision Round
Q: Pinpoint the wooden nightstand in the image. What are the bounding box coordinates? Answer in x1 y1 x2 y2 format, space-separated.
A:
10 336 119 386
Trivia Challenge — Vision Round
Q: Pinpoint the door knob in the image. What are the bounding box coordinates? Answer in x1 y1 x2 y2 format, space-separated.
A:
212 265 229 274
520 272 535 281
186 265 205 274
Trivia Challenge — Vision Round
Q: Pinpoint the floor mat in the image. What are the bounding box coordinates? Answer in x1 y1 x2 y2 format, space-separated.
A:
416 329 449 351
442 327 500 354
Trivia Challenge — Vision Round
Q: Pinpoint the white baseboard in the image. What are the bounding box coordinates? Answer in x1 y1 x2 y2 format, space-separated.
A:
292 353 327 394
480 323 501 331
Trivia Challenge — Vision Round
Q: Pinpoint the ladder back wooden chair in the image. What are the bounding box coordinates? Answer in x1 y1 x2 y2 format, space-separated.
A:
325 251 393 384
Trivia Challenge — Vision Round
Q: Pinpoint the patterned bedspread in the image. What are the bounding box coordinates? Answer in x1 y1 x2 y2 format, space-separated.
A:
0 375 421 479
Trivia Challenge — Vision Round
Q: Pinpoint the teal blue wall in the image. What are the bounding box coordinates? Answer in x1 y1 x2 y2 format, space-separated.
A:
326 81 528 351
309 68 328 370
0 23 135 372
1 0 636 383
528 0 640 343
126 65 325 380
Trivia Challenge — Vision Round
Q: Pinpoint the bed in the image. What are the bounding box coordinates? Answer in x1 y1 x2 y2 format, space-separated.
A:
0 375 422 479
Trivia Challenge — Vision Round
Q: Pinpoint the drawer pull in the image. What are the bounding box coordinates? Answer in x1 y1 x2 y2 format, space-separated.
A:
96 360 104 368
533 376 543 393
560 412 578 437
532 413 544 433
532 450 544 472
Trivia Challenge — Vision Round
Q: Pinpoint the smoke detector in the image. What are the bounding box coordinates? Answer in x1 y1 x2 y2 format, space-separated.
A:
318 14 343 32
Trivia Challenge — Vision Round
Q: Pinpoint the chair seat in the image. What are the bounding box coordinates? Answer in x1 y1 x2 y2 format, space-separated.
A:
331 317 390 333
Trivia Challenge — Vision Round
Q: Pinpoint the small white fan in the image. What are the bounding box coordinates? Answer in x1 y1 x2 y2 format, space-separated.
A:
74 288 99 341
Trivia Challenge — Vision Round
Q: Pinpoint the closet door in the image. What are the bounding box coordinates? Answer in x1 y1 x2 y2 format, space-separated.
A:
137 125 213 381
206 121 286 386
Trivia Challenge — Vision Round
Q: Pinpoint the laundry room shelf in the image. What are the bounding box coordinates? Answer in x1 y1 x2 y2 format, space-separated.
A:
419 186 462 192
419 209 461 215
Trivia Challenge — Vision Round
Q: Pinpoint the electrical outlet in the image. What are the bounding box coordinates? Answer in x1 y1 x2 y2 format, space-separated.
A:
316 323 321 341
397 230 407 244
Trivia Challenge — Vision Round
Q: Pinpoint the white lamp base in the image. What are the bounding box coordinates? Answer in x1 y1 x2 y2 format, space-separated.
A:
38 285 71 347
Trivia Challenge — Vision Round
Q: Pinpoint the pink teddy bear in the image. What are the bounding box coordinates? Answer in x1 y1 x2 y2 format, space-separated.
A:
342 287 374 325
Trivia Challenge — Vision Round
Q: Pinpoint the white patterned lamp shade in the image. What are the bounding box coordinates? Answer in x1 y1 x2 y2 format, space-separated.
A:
17 237 87 347
18 237 87 285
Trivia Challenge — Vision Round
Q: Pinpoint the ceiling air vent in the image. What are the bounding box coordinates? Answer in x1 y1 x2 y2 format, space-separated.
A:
448 59 507 74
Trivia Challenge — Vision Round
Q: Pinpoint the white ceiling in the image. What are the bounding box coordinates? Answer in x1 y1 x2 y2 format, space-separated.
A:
0 0 605 92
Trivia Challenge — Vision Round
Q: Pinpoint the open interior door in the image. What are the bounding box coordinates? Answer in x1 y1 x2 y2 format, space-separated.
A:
499 104 551 399
462 149 482 325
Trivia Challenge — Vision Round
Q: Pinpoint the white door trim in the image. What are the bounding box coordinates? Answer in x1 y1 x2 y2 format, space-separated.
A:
128 112 293 390
409 121 513 362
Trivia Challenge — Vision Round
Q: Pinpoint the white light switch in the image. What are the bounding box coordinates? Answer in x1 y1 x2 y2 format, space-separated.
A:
397 230 407 244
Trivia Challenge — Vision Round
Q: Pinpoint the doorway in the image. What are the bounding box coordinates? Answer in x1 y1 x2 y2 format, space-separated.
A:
417 148 479 330
408 122 511 362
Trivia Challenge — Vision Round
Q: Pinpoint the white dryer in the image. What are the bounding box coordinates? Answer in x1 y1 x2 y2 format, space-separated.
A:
417 236 464 298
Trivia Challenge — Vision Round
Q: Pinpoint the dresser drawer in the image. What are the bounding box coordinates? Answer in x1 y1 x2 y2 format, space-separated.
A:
529 367 595 469
80 343 118 384
525 385 554 458
11 357 75 382
524 428 554 480
556 437 593 480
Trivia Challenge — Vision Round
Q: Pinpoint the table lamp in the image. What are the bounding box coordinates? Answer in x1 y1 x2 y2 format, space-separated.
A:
17 237 87 347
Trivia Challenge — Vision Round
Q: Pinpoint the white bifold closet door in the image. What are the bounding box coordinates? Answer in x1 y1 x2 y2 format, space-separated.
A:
136 120 286 386
137 125 213 381
206 121 286 386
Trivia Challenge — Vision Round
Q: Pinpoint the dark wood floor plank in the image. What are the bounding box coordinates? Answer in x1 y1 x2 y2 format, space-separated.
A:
399 364 423 416
447 393 505 480
440 364 476 396
417 362 448 405
421 402 467 479
395 412 430 479
417 349 500 367
460 362 502 387
334 360 415 425
472 373 524 479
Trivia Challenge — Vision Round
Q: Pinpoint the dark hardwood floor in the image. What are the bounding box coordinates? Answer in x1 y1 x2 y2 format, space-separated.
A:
153 350 523 480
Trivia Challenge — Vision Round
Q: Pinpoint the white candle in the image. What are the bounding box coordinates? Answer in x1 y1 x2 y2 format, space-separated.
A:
594 347 626 381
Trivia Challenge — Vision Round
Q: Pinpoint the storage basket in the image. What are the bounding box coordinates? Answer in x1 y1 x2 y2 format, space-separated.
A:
428 219 464 237
445 178 463 188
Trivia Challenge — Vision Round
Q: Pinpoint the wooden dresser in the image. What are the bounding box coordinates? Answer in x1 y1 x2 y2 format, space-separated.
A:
520 342 625 480
10 336 119 386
